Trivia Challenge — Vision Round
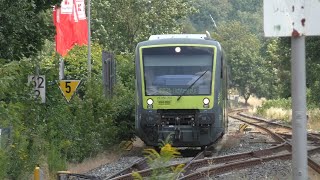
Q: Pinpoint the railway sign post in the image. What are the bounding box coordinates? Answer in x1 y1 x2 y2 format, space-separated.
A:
264 0 320 179
58 80 81 102
28 75 46 103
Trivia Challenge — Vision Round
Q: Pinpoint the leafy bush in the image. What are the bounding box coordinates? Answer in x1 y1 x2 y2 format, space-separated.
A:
257 98 320 131
0 45 136 178
133 143 184 180
110 54 136 140
308 109 320 131
47 144 67 174
0 150 8 179
257 98 291 115
256 98 292 122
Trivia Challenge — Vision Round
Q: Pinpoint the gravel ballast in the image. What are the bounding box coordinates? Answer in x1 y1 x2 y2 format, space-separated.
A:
84 117 312 179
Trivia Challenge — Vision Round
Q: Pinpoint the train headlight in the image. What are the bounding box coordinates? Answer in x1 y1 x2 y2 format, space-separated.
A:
147 98 154 105
203 98 210 105
175 47 181 53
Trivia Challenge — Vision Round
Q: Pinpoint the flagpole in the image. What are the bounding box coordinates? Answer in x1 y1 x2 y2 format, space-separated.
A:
87 0 91 78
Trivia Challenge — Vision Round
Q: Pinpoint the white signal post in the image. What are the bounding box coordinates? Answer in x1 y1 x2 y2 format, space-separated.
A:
264 0 320 179
291 33 307 180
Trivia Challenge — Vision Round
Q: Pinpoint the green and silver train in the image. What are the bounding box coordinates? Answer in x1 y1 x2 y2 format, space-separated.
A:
135 33 228 148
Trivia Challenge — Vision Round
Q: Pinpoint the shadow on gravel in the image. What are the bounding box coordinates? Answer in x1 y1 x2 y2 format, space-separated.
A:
178 148 202 157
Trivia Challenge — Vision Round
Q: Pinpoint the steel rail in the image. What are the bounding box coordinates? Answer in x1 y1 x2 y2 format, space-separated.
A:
232 112 320 174
178 111 320 180
179 153 292 180
110 110 289 180
109 143 290 180
179 146 320 180
56 172 101 180
228 113 287 143
69 110 320 180
110 111 320 179
175 131 225 179
110 145 209 180
239 113 320 143
180 142 290 176
107 157 148 179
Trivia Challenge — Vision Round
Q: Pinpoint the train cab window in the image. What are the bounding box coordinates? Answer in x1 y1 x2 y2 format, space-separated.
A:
142 46 215 96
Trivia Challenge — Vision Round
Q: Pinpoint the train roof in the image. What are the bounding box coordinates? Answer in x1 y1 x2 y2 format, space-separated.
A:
149 34 208 40
136 34 222 50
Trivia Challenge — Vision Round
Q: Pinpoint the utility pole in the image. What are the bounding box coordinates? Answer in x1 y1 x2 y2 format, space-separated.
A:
59 58 64 80
264 0 320 179
291 35 307 179
87 0 91 78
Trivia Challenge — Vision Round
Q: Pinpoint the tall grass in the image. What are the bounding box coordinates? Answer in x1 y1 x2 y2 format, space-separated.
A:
308 109 320 131
0 149 8 179
256 98 320 131
230 95 266 110
47 145 67 176
265 108 292 123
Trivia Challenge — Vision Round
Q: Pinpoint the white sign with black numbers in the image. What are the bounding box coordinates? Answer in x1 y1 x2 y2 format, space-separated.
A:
28 75 46 103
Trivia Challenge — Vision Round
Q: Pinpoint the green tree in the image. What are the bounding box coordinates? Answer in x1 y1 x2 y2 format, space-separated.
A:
213 21 268 104
188 0 232 32
230 0 262 14
0 0 62 60
265 38 291 99
188 0 263 34
91 0 194 52
305 37 320 105
265 35 320 106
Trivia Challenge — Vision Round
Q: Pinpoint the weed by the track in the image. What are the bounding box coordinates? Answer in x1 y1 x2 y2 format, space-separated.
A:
132 143 184 180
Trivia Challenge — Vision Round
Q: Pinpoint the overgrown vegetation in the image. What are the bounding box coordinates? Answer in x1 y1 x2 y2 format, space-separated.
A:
0 0 62 60
1 0 320 178
132 143 184 180
0 47 135 178
0 0 193 178
257 98 291 114
257 99 292 124
257 98 320 131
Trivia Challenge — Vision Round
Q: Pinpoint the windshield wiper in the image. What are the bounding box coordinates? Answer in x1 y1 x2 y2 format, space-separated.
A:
177 70 208 101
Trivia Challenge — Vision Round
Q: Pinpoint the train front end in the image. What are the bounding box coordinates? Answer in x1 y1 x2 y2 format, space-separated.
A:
135 35 226 147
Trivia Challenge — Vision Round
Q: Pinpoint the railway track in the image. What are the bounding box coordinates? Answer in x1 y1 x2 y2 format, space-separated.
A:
57 109 320 179
237 113 320 144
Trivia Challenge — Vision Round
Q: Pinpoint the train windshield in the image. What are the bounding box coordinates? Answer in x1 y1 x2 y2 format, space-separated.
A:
142 46 214 96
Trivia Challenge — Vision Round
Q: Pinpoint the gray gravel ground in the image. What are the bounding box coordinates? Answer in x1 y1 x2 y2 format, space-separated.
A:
210 160 292 180
85 117 312 179
86 156 142 179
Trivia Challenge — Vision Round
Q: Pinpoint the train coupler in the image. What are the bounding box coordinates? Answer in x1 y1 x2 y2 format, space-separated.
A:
174 129 181 140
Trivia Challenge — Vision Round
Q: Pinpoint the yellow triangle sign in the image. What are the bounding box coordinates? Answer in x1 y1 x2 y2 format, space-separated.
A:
58 80 81 102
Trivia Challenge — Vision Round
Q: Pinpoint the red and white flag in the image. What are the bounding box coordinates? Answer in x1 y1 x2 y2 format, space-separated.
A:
54 0 88 57
73 0 88 46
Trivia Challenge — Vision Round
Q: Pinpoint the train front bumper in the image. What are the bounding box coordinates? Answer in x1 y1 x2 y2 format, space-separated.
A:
137 109 223 147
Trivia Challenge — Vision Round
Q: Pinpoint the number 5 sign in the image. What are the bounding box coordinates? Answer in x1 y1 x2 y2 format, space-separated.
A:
28 75 46 103
58 80 81 102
